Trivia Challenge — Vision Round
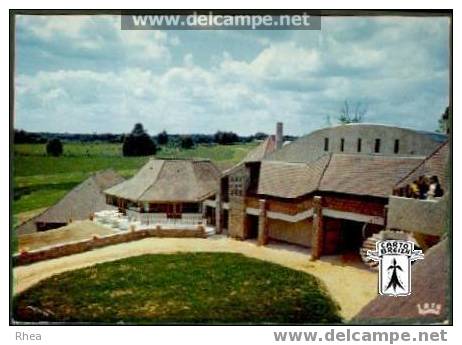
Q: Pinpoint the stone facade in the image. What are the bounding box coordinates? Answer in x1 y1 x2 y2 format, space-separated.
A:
228 196 247 239
387 195 448 236
13 226 206 266
266 124 446 163
267 218 312 247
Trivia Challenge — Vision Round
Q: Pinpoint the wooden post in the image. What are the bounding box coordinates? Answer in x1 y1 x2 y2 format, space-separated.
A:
311 196 324 261
258 199 269 246
215 192 223 234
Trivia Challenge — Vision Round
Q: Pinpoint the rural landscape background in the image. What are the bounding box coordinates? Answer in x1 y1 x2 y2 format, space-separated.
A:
13 131 262 227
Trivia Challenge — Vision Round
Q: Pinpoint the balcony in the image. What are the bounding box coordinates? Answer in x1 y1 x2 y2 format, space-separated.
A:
386 195 448 236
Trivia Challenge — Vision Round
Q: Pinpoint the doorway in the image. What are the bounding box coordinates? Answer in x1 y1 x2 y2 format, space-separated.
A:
246 215 259 239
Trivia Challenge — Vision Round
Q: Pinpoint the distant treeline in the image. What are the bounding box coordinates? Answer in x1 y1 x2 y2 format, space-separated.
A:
13 129 297 145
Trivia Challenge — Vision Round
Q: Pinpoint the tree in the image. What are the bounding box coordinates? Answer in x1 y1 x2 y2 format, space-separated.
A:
437 106 450 134
214 131 239 145
122 123 157 157
157 130 169 146
180 135 194 149
46 138 63 157
253 132 268 140
338 100 367 124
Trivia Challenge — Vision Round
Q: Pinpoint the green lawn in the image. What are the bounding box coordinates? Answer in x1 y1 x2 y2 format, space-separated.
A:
13 142 257 216
13 253 342 324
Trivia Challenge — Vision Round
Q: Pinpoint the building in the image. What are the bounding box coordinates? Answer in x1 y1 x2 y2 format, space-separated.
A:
213 123 448 259
266 123 447 163
16 169 124 235
104 158 221 225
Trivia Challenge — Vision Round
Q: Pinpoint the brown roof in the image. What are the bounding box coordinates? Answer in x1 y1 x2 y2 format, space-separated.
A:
105 159 220 202
395 141 449 191
257 153 423 199
243 136 277 162
16 170 124 234
258 155 330 198
354 239 449 323
222 136 277 176
319 154 423 198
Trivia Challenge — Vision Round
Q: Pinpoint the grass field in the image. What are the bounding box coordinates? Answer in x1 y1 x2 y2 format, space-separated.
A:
13 252 342 324
13 142 257 219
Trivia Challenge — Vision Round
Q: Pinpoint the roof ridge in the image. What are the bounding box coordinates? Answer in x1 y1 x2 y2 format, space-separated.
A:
393 141 449 187
190 160 205 201
138 159 165 201
317 153 333 191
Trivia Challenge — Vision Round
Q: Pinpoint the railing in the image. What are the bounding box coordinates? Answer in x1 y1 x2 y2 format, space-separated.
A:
126 209 204 225
386 195 448 236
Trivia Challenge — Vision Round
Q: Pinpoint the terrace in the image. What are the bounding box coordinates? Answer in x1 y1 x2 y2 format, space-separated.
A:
386 194 448 236
93 209 215 236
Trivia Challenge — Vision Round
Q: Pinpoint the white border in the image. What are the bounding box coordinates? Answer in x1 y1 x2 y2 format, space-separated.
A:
2 1 459 344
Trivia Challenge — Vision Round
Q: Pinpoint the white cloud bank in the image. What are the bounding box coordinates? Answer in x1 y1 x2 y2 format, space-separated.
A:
14 15 449 136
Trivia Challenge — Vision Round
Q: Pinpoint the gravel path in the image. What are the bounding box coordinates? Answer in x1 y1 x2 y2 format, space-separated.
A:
13 236 377 320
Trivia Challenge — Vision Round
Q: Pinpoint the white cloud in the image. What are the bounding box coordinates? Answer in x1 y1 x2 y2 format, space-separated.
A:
15 16 450 136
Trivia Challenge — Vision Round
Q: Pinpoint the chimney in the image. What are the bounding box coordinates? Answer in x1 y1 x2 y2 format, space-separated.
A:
276 122 283 150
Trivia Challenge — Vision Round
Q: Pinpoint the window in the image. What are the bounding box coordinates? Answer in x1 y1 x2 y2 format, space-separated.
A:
357 138 362 152
324 137 329 151
374 139 381 153
394 139 400 154
340 138 345 152
182 203 200 213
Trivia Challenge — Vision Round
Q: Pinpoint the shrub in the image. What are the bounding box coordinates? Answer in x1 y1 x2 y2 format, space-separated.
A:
157 130 169 146
214 131 239 145
180 135 194 149
46 139 63 157
122 123 157 157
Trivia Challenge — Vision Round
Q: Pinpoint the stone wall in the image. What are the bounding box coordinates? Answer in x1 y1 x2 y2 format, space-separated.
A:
13 226 206 267
228 196 247 239
267 218 312 247
266 124 445 163
387 195 448 236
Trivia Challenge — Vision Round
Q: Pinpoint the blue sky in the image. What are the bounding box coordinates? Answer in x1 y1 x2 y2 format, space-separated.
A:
15 15 450 136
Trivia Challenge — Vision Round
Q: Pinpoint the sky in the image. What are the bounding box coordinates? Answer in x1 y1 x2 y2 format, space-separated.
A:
14 15 450 136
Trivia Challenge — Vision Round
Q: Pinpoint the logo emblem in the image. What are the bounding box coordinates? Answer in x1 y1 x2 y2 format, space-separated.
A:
367 240 424 296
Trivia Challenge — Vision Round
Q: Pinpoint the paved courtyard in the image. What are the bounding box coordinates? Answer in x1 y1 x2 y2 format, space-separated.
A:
13 235 377 320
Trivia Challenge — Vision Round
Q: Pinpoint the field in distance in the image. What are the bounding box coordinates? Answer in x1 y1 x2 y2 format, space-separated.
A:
13 142 258 222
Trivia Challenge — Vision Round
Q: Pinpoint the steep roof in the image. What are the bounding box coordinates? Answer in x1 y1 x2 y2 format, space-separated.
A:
395 141 449 191
258 155 330 198
354 239 449 323
222 136 277 176
257 154 423 199
243 135 277 162
319 154 423 198
105 159 220 202
16 170 124 234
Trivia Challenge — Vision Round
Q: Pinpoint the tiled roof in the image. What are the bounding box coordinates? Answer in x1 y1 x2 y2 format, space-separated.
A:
16 170 124 234
222 136 277 176
319 154 423 198
105 159 220 202
258 154 423 199
257 155 331 198
243 135 277 162
394 141 449 191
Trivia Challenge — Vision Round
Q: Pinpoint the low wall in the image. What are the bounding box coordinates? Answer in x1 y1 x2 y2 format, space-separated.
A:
267 218 312 247
387 195 448 236
13 226 206 267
